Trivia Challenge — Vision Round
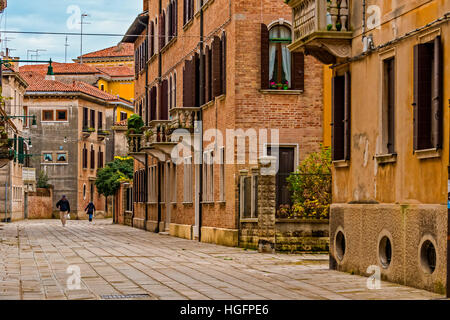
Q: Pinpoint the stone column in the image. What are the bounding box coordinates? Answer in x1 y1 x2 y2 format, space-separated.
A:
257 156 277 253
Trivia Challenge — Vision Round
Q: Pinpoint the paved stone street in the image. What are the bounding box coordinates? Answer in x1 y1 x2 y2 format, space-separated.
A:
0 219 445 300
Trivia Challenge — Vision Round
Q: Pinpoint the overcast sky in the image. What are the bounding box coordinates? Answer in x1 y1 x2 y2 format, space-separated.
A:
1 0 141 64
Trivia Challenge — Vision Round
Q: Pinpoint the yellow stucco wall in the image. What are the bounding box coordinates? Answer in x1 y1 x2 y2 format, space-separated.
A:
116 106 134 122
323 65 332 147
331 0 450 205
98 78 135 107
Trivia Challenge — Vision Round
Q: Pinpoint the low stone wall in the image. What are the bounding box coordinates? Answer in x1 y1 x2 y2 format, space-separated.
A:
28 188 53 219
201 226 239 247
170 223 193 240
275 219 329 252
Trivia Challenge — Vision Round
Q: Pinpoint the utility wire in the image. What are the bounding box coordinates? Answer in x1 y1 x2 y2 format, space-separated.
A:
0 30 203 38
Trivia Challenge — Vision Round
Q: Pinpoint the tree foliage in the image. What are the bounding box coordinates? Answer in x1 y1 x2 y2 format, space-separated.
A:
127 114 144 135
284 145 332 219
37 170 50 189
95 157 134 198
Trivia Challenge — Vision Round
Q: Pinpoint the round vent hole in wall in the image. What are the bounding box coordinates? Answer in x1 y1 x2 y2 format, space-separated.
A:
379 236 392 268
335 230 346 261
420 240 436 274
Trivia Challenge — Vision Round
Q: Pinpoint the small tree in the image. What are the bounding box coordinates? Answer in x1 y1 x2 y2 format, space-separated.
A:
36 170 49 189
127 114 144 136
95 157 134 200
286 145 332 219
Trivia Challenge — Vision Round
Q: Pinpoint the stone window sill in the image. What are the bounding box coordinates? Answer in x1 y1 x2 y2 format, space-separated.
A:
374 153 397 164
415 148 441 160
259 89 304 95
161 37 177 54
183 18 194 31
240 218 258 223
333 160 349 168
201 201 215 205
183 202 193 206
146 202 158 205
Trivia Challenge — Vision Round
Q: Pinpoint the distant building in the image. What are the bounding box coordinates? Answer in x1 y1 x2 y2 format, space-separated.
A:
0 65 34 222
19 64 134 163
21 71 129 218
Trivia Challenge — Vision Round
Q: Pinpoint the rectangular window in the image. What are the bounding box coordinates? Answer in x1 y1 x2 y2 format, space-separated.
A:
82 145 88 169
170 163 177 203
160 164 166 203
83 107 89 129
382 57 396 154
42 110 54 121
202 150 214 202
332 72 351 161
120 112 128 121
90 110 96 129
268 146 295 209
98 111 103 130
219 146 225 202
43 153 53 162
413 36 442 151
148 165 158 203
183 157 193 203
56 110 67 121
56 153 67 162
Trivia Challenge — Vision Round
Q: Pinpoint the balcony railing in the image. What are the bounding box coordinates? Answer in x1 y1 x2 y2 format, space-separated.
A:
128 134 144 153
292 0 349 41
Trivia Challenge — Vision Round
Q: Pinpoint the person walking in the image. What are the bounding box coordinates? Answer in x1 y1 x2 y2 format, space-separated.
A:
56 195 70 227
85 201 96 224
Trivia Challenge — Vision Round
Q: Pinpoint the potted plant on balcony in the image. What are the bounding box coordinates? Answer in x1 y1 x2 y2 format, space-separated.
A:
127 115 144 135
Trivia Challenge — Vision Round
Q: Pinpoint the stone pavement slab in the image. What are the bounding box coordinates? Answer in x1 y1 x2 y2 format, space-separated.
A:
0 219 445 300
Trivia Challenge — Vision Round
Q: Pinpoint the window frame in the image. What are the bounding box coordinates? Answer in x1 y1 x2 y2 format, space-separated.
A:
55 109 68 122
42 110 54 122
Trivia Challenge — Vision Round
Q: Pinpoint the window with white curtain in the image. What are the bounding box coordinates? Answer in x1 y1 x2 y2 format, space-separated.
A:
269 25 292 89
202 150 214 202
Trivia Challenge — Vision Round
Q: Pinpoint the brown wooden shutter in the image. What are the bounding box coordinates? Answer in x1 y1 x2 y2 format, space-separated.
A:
161 79 169 120
332 75 345 161
193 53 200 107
173 0 177 36
413 43 433 151
149 21 153 57
221 32 227 95
183 62 188 107
261 24 269 90
291 52 305 90
151 86 157 120
344 71 351 160
205 45 211 102
211 36 221 98
168 4 172 41
431 36 442 149
200 51 206 106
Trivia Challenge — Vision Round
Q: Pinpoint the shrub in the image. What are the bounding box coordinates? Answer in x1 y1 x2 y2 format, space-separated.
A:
37 170 50 189
285 145 332 219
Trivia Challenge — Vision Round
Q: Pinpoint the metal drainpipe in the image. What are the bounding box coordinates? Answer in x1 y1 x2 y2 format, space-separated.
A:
197 3 205 242
156 0 163 234
156 162 162 233
144 154 148 230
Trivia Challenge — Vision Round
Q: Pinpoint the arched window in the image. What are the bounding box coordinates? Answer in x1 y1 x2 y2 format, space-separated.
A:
269 24 292 89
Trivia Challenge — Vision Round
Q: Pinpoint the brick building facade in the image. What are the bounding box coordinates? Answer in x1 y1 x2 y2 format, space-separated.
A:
123 0 326 246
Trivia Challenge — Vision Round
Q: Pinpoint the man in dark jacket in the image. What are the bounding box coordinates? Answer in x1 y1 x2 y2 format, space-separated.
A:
85 201 96 223
56 195 70 227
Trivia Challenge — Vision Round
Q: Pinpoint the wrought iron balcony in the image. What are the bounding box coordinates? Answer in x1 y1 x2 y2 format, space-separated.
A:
288 0 352 64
